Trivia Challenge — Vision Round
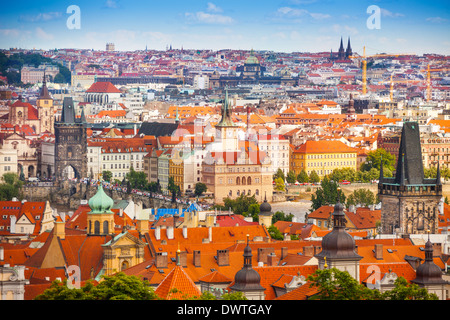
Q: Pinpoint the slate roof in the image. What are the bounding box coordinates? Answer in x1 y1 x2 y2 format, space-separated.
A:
138 122 179 137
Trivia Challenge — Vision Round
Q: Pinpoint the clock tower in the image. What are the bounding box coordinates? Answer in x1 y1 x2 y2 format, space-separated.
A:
36 72 55 134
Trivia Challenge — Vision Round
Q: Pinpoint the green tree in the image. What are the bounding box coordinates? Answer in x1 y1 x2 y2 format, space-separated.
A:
424 166 437 179
309 170 320 183
297 169 309 183
307 268 438 300
362 148 395 172
126 167 148 190
221 291 248 300
346 188 376 208
272 211 294 224
0 173 24 201
273 168 285 182
274 177 285 191
381 277 438 300
217 194 258 216
245 203 260 222
267 225 284 240
307 268 382 300
168 176 180 203
102 170 113 182
53 73 65 83
310 176 345 212
194 182 207 197
34 273 158 300
286 170 297 184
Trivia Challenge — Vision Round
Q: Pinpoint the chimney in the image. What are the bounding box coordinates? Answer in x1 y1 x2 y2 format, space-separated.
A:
281 247 288 260
0 246 3 261
182 225 188 239
166 225 174 240
155 252 168 268
267 253 279 266
217 249 229 266
257 247 274 264
303 245 315 256
193 250 201 267
176 251 187 267
374 244 383 260
155 225 161 240
10 216 16 234
208 226 212 242
53 221 65 240
136 211 149 234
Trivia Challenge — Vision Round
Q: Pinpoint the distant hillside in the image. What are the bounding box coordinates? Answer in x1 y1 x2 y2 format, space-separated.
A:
0 51 71 86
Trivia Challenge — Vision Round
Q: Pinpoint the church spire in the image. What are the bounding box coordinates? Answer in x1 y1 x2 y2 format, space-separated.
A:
39 70 52 100
346 37 352 59
436 161 442 186
216 86 234 127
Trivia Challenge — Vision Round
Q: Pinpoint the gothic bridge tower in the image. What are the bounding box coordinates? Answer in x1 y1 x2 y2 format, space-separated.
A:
54 97 87 182
378 122 442 235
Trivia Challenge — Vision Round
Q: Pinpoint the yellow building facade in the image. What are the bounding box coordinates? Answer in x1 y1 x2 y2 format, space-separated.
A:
292 140 358 179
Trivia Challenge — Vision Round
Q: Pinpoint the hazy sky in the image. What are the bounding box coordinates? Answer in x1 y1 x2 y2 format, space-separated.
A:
1 0 449 55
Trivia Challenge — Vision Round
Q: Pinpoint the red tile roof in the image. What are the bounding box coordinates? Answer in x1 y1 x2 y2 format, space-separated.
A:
155 263 202 300
86 81 121 93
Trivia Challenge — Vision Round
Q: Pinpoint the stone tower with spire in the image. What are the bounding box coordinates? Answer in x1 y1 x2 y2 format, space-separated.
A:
54 97 88 181
36 71 55 134
345 37 352 59
378 122 442 235
215 87 239 152
337 37 345 60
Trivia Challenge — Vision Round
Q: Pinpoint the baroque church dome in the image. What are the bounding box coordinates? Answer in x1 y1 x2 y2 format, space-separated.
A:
88 183 114 214
315 201 363 260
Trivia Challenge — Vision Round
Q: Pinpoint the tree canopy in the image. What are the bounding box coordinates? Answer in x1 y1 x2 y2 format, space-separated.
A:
307 268 438 300
310 176 345 212
0 173 24 201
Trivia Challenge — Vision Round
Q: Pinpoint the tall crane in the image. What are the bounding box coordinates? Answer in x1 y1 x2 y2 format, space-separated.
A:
379 74 420 102
349 46 414 95
420 64 450 101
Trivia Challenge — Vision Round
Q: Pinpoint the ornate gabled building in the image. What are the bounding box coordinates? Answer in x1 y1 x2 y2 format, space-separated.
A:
7 74 55 135
54 97 88 181
202 89 273 204
378 122 442 235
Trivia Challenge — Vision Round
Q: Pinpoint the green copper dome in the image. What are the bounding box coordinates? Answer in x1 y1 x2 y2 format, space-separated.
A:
245 49 259 65
88 183 114 214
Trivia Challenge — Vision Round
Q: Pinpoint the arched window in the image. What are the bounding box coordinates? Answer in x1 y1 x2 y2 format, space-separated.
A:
237 190 240 196
236 177 240 185
247 177 252 185
255 189 259 196
94 221 100 235
242 176 246 185
248 189 251 195
103 221 109 234
121 261 129 271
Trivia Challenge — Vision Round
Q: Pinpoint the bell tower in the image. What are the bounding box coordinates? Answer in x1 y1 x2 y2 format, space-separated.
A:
215 87 238 152
36 72 55 134
87 183 115 236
